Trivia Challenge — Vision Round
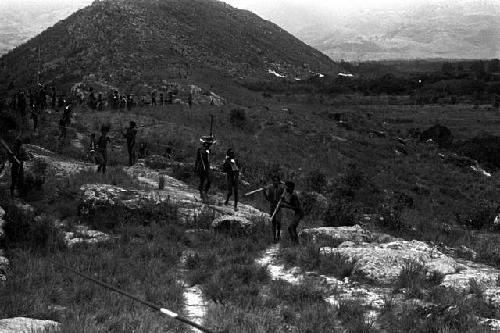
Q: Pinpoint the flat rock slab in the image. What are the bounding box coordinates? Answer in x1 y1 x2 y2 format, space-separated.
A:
300 225 396 247
0 317 60 333
321 240 460 285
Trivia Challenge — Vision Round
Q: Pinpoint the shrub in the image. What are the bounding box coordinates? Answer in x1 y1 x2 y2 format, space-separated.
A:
393 260 443 299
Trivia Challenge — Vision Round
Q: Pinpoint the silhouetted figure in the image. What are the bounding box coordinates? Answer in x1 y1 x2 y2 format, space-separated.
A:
138 143 148 159
222 148 240 212
88 87 96 110
159 93 164 106
8 139 29 196
122 121 138 166
264 175 285 243
97 93 104 111
96 126 111 174
151 90 157 107
279 181 304 246
195 137 215 202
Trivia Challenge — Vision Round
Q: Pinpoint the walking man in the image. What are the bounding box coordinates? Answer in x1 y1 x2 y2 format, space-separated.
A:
279 181 304 246
122 121 138 166
222 148 240 212
264 175 285 243
194 137 215 202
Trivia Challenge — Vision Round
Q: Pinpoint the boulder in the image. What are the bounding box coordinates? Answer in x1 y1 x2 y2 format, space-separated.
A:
300 225 374 247
321 240 460 285
0 317 60 333
420 124 453 148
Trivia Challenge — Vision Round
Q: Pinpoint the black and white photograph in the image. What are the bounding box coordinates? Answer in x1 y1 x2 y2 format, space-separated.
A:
0 0 499 332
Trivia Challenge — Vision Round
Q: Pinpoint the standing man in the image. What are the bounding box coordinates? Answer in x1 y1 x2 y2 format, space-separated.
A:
122 121 138 166
222 148 240 212
279 181 304 246
264 175 285 243
7 139 29 196
31 104 39 133
195 137 215 202
96 126 111 174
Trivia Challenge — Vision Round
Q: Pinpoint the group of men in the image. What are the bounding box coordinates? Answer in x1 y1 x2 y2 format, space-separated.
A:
194 137 303 245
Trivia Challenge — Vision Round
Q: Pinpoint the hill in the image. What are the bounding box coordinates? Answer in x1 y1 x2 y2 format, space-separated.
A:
0 0 338 96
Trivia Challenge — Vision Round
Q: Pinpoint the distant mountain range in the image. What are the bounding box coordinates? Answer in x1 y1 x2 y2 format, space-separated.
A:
0 0 338 94
226 0 500 61
0 0 92 56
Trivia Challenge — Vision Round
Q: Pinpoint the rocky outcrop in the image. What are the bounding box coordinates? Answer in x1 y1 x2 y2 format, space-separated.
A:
80 179 268 232
0 317 60 333
321 240 460 285
300 225 374 246
299 225 397 247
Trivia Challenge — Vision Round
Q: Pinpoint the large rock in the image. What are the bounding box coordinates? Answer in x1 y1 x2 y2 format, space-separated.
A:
321 240 460 285
0 317 60 333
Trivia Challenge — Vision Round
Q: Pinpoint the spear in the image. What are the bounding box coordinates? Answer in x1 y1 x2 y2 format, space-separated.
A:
48 259 216 333
244 187 264 197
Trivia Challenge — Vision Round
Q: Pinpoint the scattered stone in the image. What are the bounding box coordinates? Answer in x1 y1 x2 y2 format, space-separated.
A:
0 317 60 333
321 240 459 285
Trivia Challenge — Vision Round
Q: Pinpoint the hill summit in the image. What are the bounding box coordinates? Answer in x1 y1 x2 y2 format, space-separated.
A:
0 0 338 94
